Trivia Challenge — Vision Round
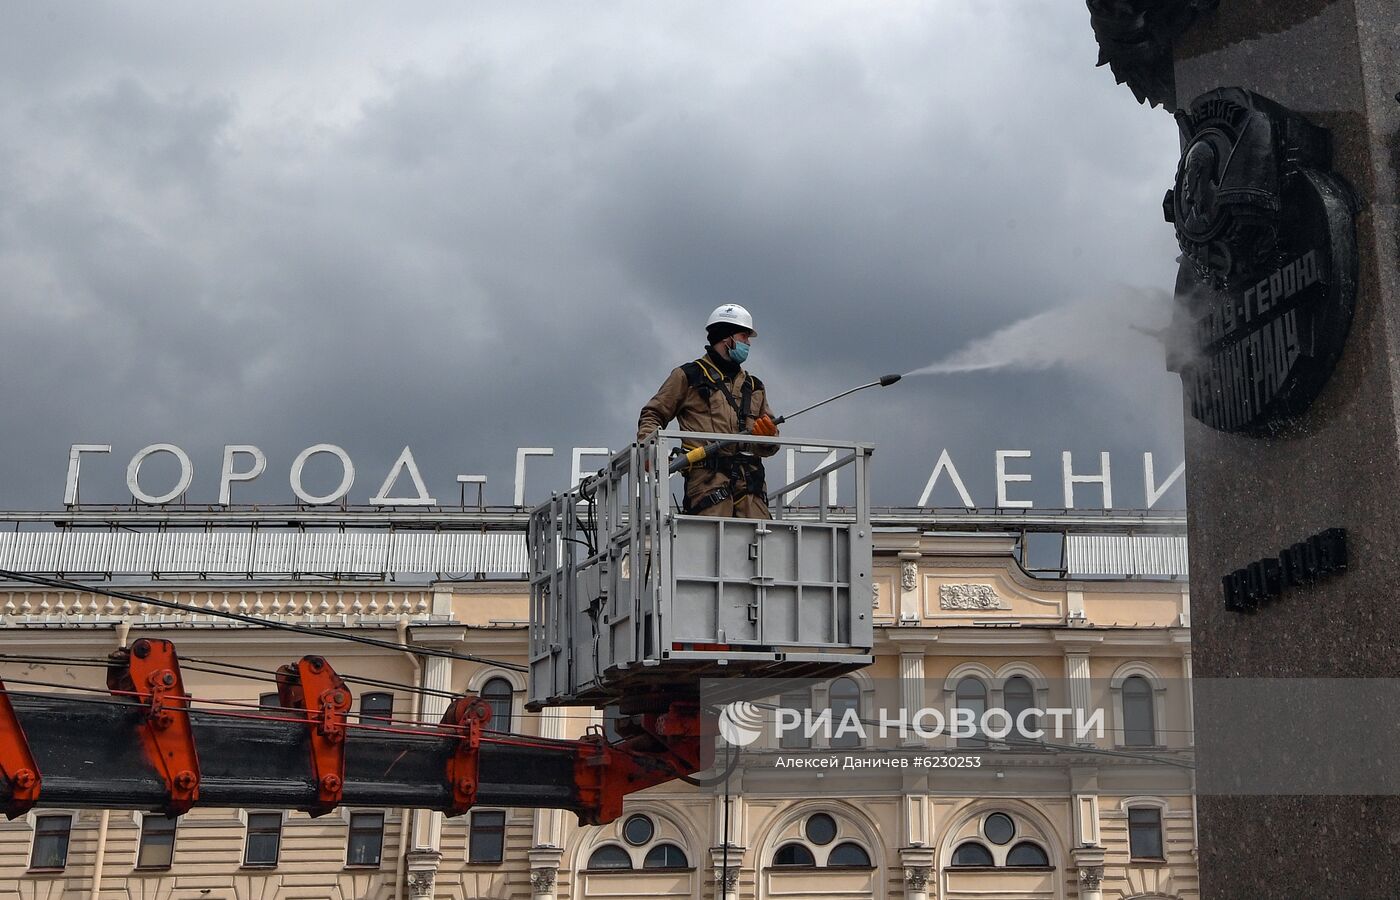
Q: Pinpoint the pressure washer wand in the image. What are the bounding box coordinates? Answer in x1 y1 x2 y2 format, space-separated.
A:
668 373 902 474
773 373 903 425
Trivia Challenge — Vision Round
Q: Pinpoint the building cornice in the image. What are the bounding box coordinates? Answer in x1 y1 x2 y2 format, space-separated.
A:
876 627 1189 653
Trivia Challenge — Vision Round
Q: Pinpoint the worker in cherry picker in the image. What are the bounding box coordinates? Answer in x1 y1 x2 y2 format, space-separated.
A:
637 304 780 518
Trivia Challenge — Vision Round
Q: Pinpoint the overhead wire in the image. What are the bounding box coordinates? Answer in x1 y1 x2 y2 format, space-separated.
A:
0 652 585 731
0 651 1205 747
0 671 1199 772
0 569 526 673
0 651 1202 761
0 651 482 728
181 656 467 702
0 652 460 705
0 678 460 739
0 564 537 742
0 651 568 736
0 561 1193 765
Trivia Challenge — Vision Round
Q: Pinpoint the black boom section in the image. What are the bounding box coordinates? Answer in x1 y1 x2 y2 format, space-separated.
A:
6 693 587 817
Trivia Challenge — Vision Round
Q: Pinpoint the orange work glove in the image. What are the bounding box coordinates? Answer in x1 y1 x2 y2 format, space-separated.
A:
751 415 778 437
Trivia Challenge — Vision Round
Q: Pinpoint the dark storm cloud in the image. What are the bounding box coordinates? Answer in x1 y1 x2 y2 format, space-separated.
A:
0 1 1187 512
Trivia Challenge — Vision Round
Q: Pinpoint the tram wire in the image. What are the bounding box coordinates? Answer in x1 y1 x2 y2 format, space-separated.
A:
0 651 468 707
0 649 1203 765
0 569 526 672
0 658 1200 772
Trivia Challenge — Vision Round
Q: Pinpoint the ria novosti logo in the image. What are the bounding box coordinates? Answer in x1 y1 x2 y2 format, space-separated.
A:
717 701 766 747
716 697 1106 747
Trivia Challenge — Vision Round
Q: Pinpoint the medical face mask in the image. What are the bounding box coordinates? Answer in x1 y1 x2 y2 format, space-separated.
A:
728 339 750 364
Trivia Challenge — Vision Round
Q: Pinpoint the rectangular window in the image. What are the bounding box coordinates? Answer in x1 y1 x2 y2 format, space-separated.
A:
1128 807 1164 859
30 814 72 870
346 812 385 867
244 812 283 867
136 814 177 869
468 810 507 864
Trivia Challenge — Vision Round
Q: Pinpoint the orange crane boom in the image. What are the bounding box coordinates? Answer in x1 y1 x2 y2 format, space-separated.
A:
0 639 711 826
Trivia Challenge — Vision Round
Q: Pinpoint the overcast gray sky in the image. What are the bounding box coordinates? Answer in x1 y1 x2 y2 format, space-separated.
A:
0 1 1187 511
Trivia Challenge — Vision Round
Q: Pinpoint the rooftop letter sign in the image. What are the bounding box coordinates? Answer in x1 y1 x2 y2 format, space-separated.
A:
60 444 1186 510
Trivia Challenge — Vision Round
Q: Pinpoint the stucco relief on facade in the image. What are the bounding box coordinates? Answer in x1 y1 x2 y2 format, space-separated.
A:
938 583 1010 610
901 560 918 592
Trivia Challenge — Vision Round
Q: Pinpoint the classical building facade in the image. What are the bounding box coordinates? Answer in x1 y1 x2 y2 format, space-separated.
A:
0 515 1195 899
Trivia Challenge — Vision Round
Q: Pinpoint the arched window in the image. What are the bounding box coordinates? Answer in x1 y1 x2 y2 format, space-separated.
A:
955 677 987 747
772 843 816 867
779 687 811 749
1006 841 1050 867
827 842 872 867
1003 676 1037 742
951 841 993 867
481 678 514 734
588 845 632 870
828 678 861 749
359 692 393 725
1122 676 1156 746
643 843 689 869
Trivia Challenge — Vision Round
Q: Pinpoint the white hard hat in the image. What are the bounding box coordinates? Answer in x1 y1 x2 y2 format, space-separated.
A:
706 304 756 336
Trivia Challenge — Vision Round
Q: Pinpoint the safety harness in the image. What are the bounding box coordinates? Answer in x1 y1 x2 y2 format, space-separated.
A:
678 357 768 514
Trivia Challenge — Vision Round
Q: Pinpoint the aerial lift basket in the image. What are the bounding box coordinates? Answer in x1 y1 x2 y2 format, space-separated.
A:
528 430 875 710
